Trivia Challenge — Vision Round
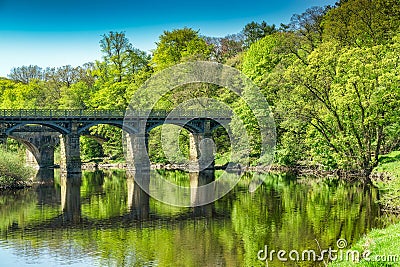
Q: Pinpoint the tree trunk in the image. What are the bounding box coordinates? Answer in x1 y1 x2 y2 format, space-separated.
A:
363 166 373 185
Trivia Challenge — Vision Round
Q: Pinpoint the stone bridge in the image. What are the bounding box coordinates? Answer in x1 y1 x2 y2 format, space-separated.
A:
0 109 231 178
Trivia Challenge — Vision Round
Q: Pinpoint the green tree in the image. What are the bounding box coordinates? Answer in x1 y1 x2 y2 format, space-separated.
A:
98 31 150 83
322 0 400 46
99 31 133 82
59 81 93 109
0 78 44 109
242 34 288 95
282 36 400 179
242 21 277 48
152 28 212 71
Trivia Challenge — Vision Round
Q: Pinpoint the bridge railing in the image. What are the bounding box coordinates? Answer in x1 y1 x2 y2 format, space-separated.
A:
126 109 232 118
0 109 125 118
0 109 233 119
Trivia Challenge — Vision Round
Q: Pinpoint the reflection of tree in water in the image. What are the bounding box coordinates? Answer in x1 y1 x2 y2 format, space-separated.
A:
231 173 383 267
0 189 38 233
0 169 61 234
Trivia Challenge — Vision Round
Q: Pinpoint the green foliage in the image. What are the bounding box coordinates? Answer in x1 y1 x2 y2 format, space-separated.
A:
373 151 400 210
89 80 130 109
242 21 277 48
323 0 400 46
80 136 104 162
59 81 93 109
275 121 308 166
88 125 124 161
148 125 190 164
241 33 296 105
0 147 34 188
151 28 212 71
242 34 282 85
281 37 400 173
0 79 41 109
99 31 149 82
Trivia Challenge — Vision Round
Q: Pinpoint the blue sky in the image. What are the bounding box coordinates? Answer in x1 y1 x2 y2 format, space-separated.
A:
0 0 336 77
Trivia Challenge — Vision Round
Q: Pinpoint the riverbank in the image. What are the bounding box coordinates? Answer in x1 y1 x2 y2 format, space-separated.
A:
329 223 400 266
329 151 400 266
372 151 400 213
80 162 374 179
0 148 34 190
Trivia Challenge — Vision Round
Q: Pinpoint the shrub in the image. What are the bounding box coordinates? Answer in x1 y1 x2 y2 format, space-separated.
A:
0 147 34 188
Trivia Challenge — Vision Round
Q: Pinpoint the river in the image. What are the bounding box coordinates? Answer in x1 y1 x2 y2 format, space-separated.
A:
0 169 391 266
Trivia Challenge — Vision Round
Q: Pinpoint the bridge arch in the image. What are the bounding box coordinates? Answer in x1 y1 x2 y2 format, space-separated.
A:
8 129 60 168
6 122 69 135
7 135 39 158
210 123 226 133
145 121 202 134
77 121 138 135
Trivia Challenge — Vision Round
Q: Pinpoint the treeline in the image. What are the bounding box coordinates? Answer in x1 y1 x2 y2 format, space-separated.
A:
1 0 400 179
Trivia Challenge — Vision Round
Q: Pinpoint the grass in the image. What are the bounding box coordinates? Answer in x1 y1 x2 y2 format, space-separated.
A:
214 152 230 166
329 151 400 266
329 223 400 266
0 147 34 189
374 151 400 211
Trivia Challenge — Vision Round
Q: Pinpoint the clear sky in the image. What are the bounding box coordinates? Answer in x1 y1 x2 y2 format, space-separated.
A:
0 0 336 77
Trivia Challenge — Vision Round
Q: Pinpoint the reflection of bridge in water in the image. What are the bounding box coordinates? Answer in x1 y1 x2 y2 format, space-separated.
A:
29 169 220 228
0 109 231 177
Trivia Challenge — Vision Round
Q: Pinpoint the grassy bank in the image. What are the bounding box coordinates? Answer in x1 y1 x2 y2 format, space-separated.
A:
373 151 400 212
330 223 400 266
0 147 34 189
329 151 400 266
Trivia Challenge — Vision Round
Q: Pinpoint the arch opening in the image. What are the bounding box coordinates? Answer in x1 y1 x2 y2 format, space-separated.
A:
6 125 61 169
79 123 135 164
146 122 231 170
147 124 192 166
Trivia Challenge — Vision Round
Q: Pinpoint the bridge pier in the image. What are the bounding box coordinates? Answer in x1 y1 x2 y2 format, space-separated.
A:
125 132 150 171
189 121 215 170
60 123 82 176
26 150 38 165
24 142 57 168
35 168 55 181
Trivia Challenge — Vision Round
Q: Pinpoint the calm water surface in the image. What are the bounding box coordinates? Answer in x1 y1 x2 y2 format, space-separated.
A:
0 169 391 266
